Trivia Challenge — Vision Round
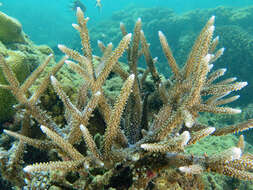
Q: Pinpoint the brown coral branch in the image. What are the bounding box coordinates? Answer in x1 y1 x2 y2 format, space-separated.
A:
104 74 135 157
213 119 253 136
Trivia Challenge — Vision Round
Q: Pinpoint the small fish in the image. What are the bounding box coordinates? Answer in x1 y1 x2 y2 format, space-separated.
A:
70 0 86 13
95 0 102 12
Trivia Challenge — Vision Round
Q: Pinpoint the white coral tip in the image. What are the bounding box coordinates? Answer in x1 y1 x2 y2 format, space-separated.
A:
240 82 248 88
72 23 79 28
232 108 242 114
209 127 216 133
179 166 191 173
210 15 215 23
230 147 242 160
80 124 86 132
208 64 214 71
50 75 57 83
181 131 190 146
57 44 64 50
40 125 47 132
64 60 73 65
204 54 211 62
140 144 149 150
129 74 135 80
221 68 227 73
125 33 132 40
95 91 101 96
158 30 163 36
23 165 33 173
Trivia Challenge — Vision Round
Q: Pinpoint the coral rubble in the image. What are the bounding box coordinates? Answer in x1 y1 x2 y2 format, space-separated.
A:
0 7 253 190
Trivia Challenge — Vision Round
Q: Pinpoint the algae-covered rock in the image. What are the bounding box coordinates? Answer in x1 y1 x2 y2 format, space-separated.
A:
0 11 26 44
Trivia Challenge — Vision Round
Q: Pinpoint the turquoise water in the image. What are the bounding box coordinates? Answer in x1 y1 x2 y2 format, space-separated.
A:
1 0 253 105
1 0 253 45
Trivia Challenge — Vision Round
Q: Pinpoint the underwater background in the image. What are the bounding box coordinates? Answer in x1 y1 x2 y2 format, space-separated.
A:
1 0 253 46
2 0 253 104
1 0 253 101
0 0 253 189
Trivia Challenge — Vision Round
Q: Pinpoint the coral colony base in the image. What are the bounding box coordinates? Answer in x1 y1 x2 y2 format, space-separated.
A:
0 7 253 189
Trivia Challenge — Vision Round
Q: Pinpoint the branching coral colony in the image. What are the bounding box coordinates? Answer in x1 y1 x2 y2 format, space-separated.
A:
1 7 253 189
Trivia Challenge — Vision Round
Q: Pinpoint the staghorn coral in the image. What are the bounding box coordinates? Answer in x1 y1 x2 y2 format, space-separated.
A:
0 7 253 190
89 6 253 107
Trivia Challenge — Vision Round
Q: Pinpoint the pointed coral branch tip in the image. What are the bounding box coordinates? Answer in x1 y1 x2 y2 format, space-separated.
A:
140 144 149 149
76 7 82 13
23 165 32 173
95 91 101 96
57 44 65 50
208 64 214 71
50 75 57 83
204 54 212 62
210 15 215 22
241 82 248 87
125 33 132 39
129 74 135 80
207 127 216 135
233 109 242 114
40 125 47 133
72 23 80 30
158 30 164 36
64 60 74 65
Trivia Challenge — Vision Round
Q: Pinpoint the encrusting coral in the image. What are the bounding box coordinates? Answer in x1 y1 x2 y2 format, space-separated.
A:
0 7 253 189
0 11 26 44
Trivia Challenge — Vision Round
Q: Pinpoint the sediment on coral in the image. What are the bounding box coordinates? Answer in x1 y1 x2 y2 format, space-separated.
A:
0 6 253 190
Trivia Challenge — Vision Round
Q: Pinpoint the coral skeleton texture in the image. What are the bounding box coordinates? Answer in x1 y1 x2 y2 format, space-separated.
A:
0 7 253 189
